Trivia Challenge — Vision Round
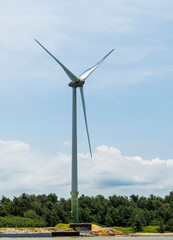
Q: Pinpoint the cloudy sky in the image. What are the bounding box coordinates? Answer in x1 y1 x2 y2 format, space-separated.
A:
0 0 173 199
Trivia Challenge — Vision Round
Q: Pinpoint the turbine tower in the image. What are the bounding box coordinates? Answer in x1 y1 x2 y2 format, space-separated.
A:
35 39 114 223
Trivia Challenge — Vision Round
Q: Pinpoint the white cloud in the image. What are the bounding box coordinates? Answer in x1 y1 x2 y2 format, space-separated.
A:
0 140 172 198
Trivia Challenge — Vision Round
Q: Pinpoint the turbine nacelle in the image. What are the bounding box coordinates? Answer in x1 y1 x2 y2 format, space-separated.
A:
68 80 85 88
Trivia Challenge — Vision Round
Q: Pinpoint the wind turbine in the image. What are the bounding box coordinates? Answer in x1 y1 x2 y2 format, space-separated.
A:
35 39 114 223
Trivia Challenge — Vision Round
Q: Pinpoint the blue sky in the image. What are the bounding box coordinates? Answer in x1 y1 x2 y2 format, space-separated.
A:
0 0 173 198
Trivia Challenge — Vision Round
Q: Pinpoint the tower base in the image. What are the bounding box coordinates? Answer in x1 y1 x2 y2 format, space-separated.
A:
71 190 79 223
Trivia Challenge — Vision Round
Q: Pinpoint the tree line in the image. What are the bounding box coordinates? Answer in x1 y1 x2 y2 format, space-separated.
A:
0 192 173 231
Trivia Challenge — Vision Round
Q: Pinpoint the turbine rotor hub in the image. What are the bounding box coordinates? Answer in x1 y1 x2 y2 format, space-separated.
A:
68 80 85 88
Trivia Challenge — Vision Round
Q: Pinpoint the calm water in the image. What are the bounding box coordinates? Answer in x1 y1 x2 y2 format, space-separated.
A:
2 237 173 240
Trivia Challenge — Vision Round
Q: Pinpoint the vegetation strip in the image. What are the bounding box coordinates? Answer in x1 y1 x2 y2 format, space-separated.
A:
0 192 173 233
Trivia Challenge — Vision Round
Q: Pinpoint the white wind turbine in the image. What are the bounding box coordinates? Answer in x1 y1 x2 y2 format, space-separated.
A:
35 39 114 223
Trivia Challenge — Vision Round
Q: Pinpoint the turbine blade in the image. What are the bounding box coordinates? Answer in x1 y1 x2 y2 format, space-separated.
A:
35 39 79 82
80 87 92 158
79 49 114 80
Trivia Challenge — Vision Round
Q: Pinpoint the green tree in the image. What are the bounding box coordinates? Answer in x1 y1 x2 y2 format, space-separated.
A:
105 209 114 226
131 209 147 231
157 218 165 233
156 203 173 222
165 218 173 232
131 213 143 232
24 210 39 219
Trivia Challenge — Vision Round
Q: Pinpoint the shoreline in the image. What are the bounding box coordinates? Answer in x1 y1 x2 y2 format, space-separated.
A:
128 233 173 237
0 227 173 237
0 233 173 237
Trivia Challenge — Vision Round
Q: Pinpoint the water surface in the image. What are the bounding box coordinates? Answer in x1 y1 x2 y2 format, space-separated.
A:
2 237 173 240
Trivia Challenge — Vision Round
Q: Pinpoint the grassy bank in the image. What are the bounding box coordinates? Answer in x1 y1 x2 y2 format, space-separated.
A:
54 224 73 231
55 223 168 234
0 224 172 235
111 225 172 234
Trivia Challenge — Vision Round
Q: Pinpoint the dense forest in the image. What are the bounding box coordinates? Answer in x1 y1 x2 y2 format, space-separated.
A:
0 192 173 231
